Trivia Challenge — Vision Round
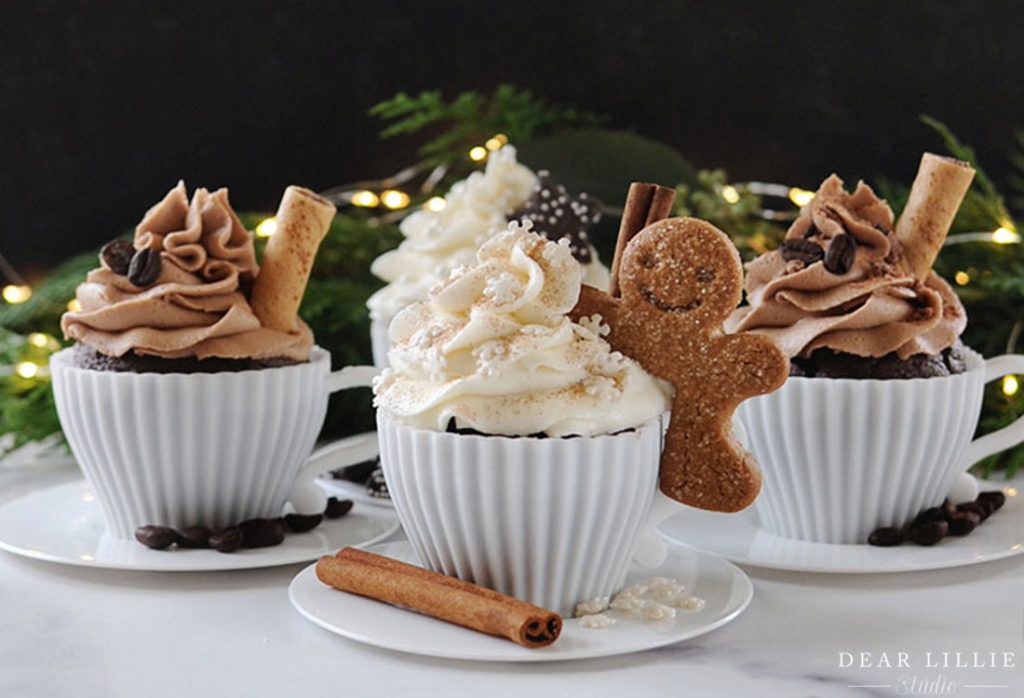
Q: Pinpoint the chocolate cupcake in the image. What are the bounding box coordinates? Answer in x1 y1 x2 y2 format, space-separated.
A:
726 167 969 378
50 184 352 539
61 182 314 371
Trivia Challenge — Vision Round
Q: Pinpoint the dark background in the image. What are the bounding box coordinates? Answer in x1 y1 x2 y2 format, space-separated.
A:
3 0 1023 281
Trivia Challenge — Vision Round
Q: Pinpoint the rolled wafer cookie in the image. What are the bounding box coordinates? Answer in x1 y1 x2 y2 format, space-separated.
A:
250 186 336 332
894 153 975 281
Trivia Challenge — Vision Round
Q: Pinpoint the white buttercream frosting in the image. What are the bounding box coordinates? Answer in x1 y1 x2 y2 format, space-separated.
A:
373 222 669 437
366 146 609 322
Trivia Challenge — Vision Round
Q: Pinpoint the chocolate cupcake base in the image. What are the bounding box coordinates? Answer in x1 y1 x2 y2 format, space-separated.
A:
72 344 302 374
790 340 969 379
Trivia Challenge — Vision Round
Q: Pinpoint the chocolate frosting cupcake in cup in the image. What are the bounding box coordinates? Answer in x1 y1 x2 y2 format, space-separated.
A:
726 154 1024 544
51 183 379 539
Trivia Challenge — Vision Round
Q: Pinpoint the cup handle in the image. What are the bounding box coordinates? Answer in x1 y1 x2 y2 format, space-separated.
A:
289 365 380 515
960 354 1024 471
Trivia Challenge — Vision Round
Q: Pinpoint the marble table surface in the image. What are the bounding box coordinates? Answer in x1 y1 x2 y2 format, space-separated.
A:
2 451 1022 698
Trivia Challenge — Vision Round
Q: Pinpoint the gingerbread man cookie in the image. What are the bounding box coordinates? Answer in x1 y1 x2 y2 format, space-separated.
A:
573 214 789 512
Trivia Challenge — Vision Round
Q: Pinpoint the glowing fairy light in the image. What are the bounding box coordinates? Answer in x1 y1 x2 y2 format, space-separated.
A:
721 185 740 204
425 196 447 212
1003 375 1020 397
485 134 508 151
468 146 488 162
992 226 1020 244
67 298 82 312
350 190 380 208
2 284 31 304
27 332 52 348
380 190 411 210
954 271 970 286
788 188 815 207
15 361 39 379
255 217 277 238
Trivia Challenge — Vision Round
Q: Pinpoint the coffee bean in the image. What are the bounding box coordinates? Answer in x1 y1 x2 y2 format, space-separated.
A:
867 527 903 547
284 513 323 533
325 497 354 519
100 238 136 275
908 520 948 546
135 525 177 550
978 491 1006 512
948 511 981 536
780 239 824 265
210 527 244 553
956 501 985 519
239 518 285 548
127 247 162 287
823 233 857 275
177 525 212 549
977 498 997 520
911 506 947 528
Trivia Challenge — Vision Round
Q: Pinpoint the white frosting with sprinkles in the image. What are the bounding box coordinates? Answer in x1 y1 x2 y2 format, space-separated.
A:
374 225 669 437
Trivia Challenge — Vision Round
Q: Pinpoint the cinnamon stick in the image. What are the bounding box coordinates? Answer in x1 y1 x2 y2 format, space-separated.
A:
894 153 975 281
316 548 563 649
609 182 676 297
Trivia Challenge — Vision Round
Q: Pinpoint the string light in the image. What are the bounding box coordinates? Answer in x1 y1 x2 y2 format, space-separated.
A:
1004 375 1020 397
15 361 39 379
788 188 815 207
380 190 411 210
27 332 52 348
992 226 1020 245
720 185 740 204
954 271 970 286
350 190 380 208
484 134 508 151
2 284 31 304
468 146 488 162
255 217 277 238
67 298 82 312
425 196 447 212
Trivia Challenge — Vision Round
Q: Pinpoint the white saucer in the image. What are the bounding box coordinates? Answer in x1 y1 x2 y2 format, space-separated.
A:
289 540 752 662
658 484 1022 574
315 431 392 508
0 478 400 572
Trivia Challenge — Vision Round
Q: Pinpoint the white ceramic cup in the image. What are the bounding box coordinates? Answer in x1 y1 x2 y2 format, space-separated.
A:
376 410 673 615
50 347 379 538
736 348 1024 544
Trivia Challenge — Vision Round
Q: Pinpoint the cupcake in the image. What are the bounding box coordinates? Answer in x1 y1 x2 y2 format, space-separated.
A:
726 171 968 378
51 183 353 539
373 220 670 613
62 181 315 371
366 145 610 366
725 154 1024 543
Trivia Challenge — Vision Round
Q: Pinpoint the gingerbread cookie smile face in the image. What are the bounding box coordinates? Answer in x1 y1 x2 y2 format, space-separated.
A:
620 222 743 326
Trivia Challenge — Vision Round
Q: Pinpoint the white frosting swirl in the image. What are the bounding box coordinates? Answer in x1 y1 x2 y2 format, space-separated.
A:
373 222 670 437
366 146 609 322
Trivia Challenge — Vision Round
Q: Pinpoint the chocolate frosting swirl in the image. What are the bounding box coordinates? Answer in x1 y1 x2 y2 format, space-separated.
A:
726 175 966 359
62 182 313 361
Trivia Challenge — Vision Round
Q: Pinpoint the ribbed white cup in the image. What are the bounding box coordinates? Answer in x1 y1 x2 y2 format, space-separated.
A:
737 348 1024 544
370 318 391 368
50 347 364 538
377 412 664 614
